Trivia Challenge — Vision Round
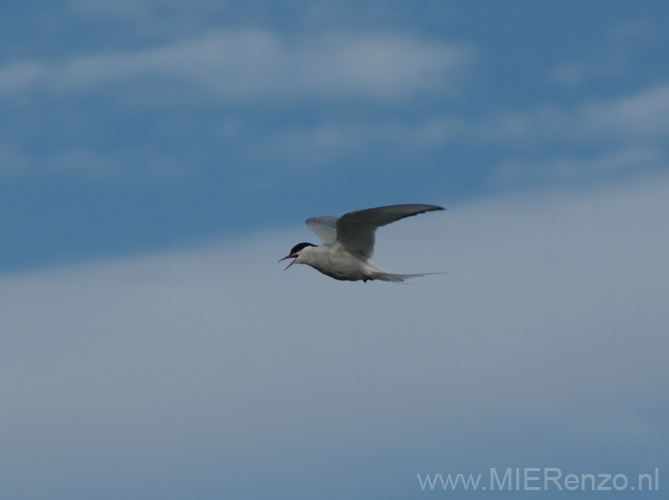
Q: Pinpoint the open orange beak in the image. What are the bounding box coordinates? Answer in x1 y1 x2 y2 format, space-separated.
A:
278 254 297 271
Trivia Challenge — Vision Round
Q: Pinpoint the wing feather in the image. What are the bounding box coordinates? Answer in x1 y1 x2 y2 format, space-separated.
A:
305 216 338 245
335 204 444 258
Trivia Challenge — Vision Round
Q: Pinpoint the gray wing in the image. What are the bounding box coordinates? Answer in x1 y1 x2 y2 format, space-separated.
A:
335 204 444 258
306 216 339 246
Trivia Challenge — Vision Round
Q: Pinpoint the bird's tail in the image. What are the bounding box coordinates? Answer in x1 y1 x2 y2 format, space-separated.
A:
370 271 444 283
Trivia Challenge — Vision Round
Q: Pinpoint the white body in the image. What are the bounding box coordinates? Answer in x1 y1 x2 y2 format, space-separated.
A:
280 204 444 283
293 243 393 282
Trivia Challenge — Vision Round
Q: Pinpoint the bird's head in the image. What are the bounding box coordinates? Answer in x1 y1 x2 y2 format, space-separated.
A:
278 242 316 270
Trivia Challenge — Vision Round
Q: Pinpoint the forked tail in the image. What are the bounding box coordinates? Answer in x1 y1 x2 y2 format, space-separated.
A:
370 272 444 283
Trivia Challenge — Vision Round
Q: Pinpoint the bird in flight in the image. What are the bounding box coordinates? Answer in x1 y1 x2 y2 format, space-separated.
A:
279 204 445 283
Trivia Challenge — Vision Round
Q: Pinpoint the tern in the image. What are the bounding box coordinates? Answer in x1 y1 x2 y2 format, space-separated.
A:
279 204 445 283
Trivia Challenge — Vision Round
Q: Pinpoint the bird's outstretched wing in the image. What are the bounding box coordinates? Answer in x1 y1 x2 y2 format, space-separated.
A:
306 216 338 246
335 204 444 258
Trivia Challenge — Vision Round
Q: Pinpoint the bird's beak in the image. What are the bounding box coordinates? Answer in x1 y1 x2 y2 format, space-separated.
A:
278 254 297 271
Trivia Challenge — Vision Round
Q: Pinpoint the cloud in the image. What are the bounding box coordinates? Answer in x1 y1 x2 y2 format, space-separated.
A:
0 61 48 95
0 29 473 101
481 83 669 186
491 146 665 186
548 62 587 86
0 114 465 181
0 141 197 182
254 117 465 166
579 83 669 140
604 19 662 42
483 82 669 145
547 17 662 88
70 0 227 19
2 175 668 498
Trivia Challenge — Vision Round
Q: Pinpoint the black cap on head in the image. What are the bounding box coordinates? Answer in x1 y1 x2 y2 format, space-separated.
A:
289 242 315 255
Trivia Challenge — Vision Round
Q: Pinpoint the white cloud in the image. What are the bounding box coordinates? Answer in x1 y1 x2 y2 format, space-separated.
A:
548 62 587 86
482 104 568 144
256 117 465 165
0 29 473 101
478 83 669 188
484 83 669 145
604 19 661 42
0 142 196 183
0 61 48 95
579 83 669 139
0 113 465 180
2 176 668 497
70 0 225 19
491 146 664 185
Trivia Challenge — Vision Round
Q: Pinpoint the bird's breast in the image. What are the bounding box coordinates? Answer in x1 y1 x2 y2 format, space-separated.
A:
305 247 368 281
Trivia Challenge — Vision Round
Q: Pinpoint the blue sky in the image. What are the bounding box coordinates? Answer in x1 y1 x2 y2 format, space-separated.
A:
3 0 668 271
2 1 668 499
